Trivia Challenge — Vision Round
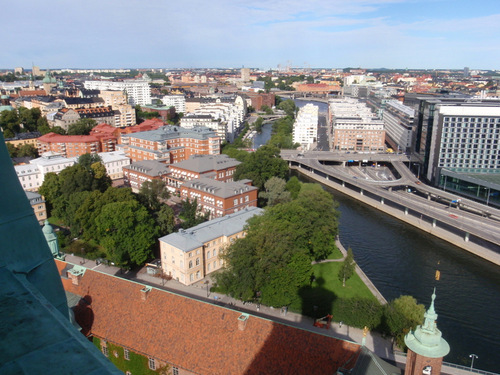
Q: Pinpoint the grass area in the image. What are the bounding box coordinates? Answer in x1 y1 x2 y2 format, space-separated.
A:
93 337 160 375
290 261 378 319
327 246 343 260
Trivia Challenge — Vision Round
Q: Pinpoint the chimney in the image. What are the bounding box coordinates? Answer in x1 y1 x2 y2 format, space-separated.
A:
140 286 152 301
67 266 85 286
237 313 249 331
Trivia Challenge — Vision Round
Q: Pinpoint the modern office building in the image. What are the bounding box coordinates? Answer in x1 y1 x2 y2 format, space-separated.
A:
293 103 318 150
383 100 415 153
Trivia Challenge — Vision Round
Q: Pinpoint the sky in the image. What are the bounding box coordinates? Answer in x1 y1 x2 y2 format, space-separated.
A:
3 0 500 70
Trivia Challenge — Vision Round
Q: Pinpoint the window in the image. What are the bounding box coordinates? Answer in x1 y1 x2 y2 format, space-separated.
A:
124 349 130 361
189 261 193 268
102 345 108 357
148 358 156 370
173 367 179 375
196 258 200 266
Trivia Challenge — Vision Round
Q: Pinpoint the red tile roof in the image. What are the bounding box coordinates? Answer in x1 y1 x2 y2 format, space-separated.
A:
38 132 99 143
56 260 360 374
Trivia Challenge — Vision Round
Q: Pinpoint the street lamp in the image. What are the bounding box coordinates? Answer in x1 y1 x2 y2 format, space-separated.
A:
469 354 478 370
204 280 210 298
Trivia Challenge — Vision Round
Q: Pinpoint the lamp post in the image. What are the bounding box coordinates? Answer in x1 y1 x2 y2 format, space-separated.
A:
469 354 478 370
204 280 210 298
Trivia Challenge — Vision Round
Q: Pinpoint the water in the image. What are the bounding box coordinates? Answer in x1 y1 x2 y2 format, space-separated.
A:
253 123 273 149
280 99 500 372
295 172 500 373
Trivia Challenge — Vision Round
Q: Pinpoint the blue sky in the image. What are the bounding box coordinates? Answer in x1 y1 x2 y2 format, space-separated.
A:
3 0 500 70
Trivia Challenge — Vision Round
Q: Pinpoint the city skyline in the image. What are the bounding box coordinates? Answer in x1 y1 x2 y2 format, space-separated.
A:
4 0 500 70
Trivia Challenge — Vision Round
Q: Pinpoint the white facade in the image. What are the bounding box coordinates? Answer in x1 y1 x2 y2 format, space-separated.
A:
84 79 152 106
162 95 186 113
15 153 78 191
98 151 131 180
293 104 319 150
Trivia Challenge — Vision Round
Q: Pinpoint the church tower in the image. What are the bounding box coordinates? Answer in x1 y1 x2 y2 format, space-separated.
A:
404 289 450 375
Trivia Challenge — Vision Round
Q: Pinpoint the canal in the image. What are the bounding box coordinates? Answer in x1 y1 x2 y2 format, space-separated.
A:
284 99 500 372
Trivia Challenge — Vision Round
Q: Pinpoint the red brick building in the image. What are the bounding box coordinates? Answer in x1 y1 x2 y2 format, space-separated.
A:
37 132 117 158
56 259 362 374
166 154 240 193
242 92 275 110
123 160 170 193
122 126 220 163
181 177 258 218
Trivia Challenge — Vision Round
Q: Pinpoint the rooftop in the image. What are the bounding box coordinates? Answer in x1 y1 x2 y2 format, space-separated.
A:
183 177 257 199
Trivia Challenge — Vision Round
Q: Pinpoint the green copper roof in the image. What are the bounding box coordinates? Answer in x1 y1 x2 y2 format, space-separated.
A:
404 289 450 358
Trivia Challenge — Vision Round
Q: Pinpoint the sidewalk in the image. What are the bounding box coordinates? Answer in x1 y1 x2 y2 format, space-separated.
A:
62 253 399 366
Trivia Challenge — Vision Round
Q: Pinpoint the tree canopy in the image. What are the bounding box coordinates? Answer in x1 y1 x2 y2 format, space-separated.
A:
383 295 425 349
67 118 97 135
215 185 339 307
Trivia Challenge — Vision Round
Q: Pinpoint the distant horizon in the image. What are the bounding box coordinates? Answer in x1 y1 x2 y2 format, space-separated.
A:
4 1 500 70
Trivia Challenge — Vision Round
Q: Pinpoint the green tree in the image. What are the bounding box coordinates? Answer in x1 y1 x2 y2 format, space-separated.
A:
95 200 158 268
67 118 97 135
285 176 302 199
234 144 288 189
383 295 425 349
254 117 264 133
156 204 176 236
261 105 273 115
138 179 170 212
37 116 51 134
258 176 291 207
0 109 20 136
180 198 209 228
277 99 296 117
50 126 67 135
338 247 355 287
78 153 102 170
216 185 339 307
16 144 39 158
6 143 17 157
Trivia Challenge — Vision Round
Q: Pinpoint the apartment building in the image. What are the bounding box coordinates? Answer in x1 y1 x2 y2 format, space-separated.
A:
166 154 240 193
330 98 385 152
162 95 186 113
123 160 170 193
122 126 220 163
26 191 47 224
293 103 318 150
159 207 263 285
37 132 117 158
84 79 152 106
180 178 258 219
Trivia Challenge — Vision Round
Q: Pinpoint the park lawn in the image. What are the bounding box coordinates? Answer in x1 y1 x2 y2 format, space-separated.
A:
327 246 343 260
290 261 378 318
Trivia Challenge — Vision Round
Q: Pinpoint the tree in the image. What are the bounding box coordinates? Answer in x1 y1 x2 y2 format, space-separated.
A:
261 105 273 115
383 295 425 349
254 117 264 133
78 153 102 170
277 99 296 117
67 118 97 135
180 198 209 228
50 126 67 135
6 143 17 157
285 176 301 199
138 179 170 212
95 200 158 268
234 144 288 189
338 247 355 287
216 184 339 307
16 144 38 158
258 177 291 207
156 204 176 236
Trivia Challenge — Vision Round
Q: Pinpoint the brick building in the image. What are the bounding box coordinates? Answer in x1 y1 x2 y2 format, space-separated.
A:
166 154 240 193
122 126 220 163
181 177 258 218
37 132 118 158
241 92 275 111
123 160 170 193
56 259 363 374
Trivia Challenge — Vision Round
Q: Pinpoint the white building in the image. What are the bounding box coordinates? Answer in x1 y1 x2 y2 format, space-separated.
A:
84 79 152 106
383 100 415 153
162 95 186 113
15 151 130 191
293 104 319 150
